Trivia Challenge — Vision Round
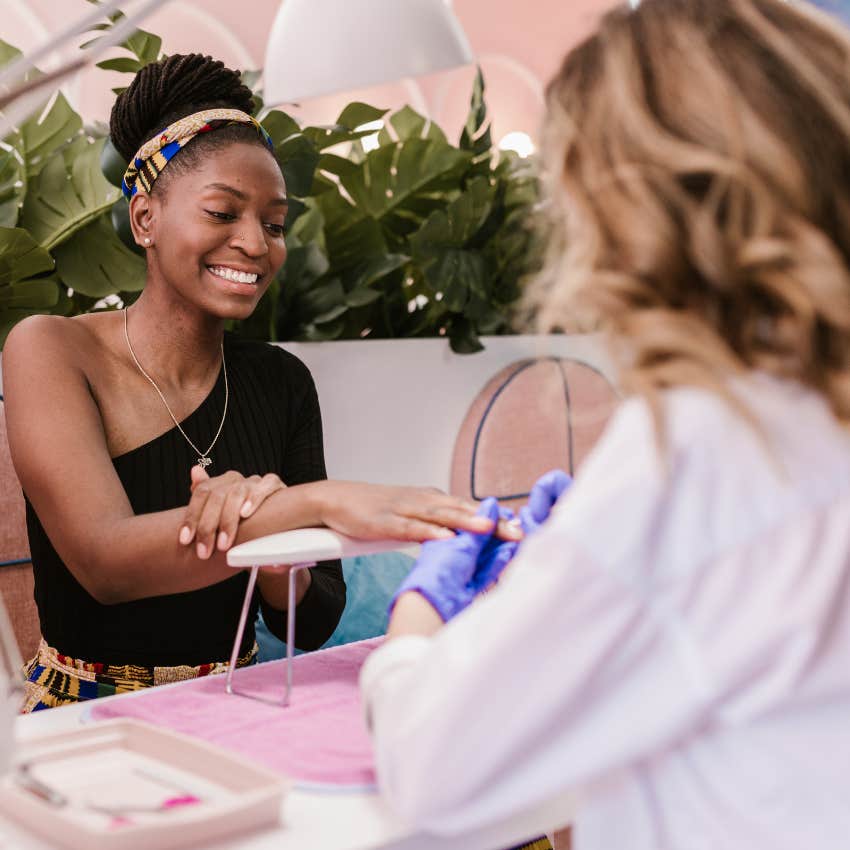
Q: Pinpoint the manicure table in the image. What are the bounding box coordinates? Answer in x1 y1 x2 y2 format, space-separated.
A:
3 529 575 850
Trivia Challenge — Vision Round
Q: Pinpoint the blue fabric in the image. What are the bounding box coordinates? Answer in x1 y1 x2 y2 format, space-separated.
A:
256 551 414 662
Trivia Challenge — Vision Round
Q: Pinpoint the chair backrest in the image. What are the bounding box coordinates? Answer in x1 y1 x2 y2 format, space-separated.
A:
0 397 40 661
450 358 619 512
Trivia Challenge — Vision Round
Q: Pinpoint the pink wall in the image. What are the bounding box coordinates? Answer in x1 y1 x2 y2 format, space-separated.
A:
4 0 616 147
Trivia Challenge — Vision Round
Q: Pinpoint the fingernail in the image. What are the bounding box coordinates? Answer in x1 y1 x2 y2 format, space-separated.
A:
217 531 229 551
240 501 253 517
196 543 208 559
179 526 192 545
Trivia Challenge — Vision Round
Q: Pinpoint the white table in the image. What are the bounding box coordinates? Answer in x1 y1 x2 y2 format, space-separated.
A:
2 677 575 850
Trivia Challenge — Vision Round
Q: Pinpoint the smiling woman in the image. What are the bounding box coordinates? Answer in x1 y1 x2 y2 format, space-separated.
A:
1 53 505 712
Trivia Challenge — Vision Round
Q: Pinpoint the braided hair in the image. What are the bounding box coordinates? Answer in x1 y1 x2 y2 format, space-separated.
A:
110 54 272 194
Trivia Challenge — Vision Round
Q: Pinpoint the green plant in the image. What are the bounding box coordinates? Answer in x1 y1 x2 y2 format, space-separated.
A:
0 14 543 353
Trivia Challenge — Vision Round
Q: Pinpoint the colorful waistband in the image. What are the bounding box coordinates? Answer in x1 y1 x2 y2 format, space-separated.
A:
22 639 257 713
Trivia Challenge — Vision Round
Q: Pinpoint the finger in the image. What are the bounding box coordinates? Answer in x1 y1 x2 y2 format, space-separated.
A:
395 492 489 530
195 489 228 559
456 498 501 551
423 491 480 515
190 464 210 493
529 469 572 523
180 485 211 546
217 484 249 551
496 516 524 541
382 515 456 542
477 540 519 589
413 505 494 534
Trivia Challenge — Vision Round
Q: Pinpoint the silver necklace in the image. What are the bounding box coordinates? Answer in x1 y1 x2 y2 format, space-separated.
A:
123 306 228 469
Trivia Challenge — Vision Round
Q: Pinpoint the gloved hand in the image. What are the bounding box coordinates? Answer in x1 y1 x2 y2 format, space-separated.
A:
389 498 515 622
519 469 572 536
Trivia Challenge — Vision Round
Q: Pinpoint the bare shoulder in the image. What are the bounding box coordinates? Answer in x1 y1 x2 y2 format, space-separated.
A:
3 313 107 386
2 315 104 429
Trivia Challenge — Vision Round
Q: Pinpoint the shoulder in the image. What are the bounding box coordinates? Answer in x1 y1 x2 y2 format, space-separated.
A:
4 314 90 382
561 379 778 510
4 313 125 390
546 384 750 569
581 382 768 476
5 313 74 353
549 375 845 579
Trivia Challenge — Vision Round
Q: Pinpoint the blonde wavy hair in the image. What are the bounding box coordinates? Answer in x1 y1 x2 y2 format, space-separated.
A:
528 0 850 425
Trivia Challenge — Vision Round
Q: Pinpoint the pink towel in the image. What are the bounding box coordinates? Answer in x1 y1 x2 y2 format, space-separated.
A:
90 638 381 787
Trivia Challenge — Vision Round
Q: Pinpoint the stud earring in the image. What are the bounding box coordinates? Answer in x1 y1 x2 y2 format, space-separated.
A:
143 237 151 245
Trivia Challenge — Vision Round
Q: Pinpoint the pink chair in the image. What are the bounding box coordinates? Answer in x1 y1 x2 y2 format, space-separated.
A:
450 357 619 512
0 397 41 662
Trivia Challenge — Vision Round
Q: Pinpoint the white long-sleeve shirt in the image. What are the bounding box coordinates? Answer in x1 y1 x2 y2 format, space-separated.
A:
360 373 850 849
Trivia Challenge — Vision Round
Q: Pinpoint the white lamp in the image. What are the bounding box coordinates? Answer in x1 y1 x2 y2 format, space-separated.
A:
262 0 474 106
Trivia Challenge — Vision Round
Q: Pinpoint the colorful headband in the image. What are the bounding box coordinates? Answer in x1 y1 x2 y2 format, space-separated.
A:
121 108 274 200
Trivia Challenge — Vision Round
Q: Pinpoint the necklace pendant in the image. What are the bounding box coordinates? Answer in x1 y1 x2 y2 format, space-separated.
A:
197 456 212 469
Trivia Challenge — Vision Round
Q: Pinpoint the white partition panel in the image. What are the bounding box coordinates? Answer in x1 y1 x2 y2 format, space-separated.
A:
281 334 613 491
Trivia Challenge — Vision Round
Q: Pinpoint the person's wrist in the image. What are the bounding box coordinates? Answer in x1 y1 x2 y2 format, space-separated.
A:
303 479 332 526
387 590 444 638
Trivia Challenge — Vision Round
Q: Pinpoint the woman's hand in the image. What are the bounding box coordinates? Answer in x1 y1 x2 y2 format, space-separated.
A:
180 466 286 559
519 469 572 535
313 480 523 543
388 498 513 623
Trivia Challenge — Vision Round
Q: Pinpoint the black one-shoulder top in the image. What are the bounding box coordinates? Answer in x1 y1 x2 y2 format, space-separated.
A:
25 335 345 666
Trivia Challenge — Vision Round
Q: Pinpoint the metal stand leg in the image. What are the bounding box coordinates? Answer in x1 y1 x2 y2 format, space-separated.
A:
225 561 314 707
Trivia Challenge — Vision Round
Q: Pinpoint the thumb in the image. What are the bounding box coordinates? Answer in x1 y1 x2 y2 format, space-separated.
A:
529 470 571 523
456 497 500 553
190 464 210 491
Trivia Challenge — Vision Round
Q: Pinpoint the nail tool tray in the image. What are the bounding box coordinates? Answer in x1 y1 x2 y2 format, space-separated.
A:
0 719 286 850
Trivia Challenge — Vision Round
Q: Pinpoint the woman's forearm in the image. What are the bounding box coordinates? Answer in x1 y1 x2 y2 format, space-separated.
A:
66 479 494 605
84 481 327 604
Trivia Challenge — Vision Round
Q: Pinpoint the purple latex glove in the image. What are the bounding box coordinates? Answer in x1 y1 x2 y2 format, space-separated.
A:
519 469 572 536
389 498 514 622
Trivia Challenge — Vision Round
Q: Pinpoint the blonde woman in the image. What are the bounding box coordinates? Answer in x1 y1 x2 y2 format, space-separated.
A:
360 1 850 847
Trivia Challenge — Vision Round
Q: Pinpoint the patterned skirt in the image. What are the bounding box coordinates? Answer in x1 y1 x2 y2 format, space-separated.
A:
21 639 258 713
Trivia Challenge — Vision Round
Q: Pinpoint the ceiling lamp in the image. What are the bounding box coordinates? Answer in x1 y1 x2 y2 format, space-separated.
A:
262 0 474 106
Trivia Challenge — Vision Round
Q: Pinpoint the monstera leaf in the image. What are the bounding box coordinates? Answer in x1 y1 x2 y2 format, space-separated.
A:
410 177 496 307
83 1 163 71
0 39 84 228
0 227 58 346
0 40 84 180
20 136 120 251
302 103 389 151
53 213 145 297
314 190 387 272
0 145 23 228
335 137 470 224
